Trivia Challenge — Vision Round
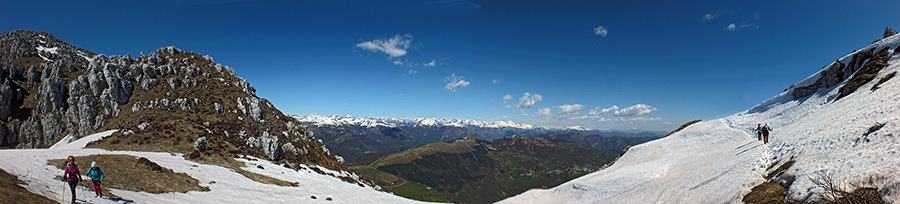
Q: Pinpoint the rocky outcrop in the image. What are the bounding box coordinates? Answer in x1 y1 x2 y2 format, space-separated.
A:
193 136 207 151
0 30 351 182
838 47 892 99
246 132 283 161
0 80 14 120
792 48 875 99
885 27 898 38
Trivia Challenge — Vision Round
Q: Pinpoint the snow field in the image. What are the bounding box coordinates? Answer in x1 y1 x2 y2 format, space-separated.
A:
0 130 429 204
502 33 900 203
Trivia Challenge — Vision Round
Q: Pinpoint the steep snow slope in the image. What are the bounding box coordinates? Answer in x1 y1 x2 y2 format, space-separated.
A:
501 35 900 203
0 131 427 204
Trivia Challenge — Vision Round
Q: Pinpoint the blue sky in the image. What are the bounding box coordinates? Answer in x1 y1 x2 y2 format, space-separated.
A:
3 0 900 131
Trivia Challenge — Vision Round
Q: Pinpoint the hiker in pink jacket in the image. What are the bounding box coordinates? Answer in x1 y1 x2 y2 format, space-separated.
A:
63 155 82 204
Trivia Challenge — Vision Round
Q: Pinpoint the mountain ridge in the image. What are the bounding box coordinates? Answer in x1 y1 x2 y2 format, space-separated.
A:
292 113 662 165
0 29 356 182
361 135 620 203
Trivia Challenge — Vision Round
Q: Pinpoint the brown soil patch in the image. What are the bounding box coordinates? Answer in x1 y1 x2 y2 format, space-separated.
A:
0 168 55 204
743 181 786 204
744 160 795 203
49 154 209 195
233 168 298 187
9 56 46 69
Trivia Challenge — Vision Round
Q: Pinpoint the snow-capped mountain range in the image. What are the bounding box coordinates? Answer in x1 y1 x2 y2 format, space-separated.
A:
291 113 589 131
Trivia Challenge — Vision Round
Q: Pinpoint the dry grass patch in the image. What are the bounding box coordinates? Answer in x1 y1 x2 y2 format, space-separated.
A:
49 154 209 195
863 122 885 137
744 160 795 204
810 173 887 204
0 168 55 204
372 137 479 168
233 168 298 187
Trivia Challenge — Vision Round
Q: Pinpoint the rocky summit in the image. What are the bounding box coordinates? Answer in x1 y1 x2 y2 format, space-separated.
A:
0 30 351 178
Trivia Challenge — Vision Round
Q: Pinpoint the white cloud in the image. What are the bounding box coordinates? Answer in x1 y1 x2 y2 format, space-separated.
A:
619 117 663 123
593 26 608 37
492 79 500 84
702 11 732 23
501 115 509 119
424 59 436 67
537 107 552 117
444 73 470 92
702 13 720 23
408 69 418 74
724 21 759 31
397 93 404 96
393 60 404 65
558 104 585 115
517 93 542 109
588 105 619 116
502 94 513 108
614 104 658 116
356 34 413 58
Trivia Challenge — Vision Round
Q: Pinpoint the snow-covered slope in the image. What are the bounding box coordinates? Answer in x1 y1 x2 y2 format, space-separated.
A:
0 131 428 204
501 34 900 203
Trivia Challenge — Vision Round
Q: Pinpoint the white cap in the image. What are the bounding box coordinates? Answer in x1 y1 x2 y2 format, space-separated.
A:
91 161 97 168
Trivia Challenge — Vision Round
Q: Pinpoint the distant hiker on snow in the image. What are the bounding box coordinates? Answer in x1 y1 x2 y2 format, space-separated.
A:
86 161 105 198
754 123 763 141
63 156 81 204
761 124 773 144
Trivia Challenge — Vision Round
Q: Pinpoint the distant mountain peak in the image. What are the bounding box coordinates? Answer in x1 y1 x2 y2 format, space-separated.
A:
290 113 583 131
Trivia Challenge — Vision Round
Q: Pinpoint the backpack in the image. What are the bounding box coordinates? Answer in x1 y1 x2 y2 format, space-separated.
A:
65 164 78 180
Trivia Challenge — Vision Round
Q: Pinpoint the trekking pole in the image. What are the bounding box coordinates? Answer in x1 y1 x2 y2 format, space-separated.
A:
61 181 65 203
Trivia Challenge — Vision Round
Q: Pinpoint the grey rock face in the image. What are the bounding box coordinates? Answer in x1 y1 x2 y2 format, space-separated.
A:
183 79 198 87
8 66 24 81
68 75 89 96
40 113 63 147
18 116 43 148
247 97 263 123
127 64 144 81
176 98 191 111
25 65 41 88
0 125 10 146
0 80 15 120
194 136 208 151
143 64 159 78
35 67 67 113
141 78 159 90
167 78 181 90
107 78 133 105
282 143 298 155
132 101 142 113
236 98 246 115
89 74 107 96
246 132 284 161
